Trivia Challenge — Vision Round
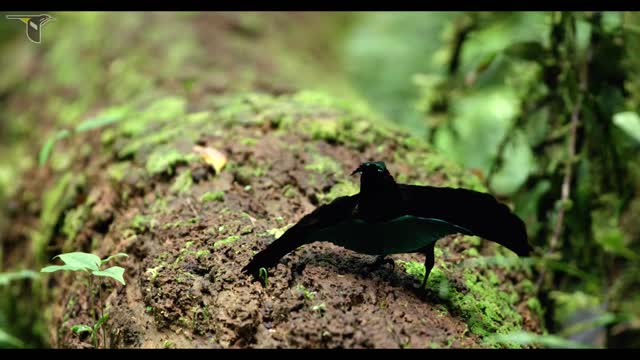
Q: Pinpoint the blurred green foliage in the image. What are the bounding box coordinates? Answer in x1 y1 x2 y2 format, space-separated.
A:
343 11 640 348
1 11 639 349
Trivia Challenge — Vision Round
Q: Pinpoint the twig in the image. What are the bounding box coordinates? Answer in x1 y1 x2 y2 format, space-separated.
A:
536 39 592 292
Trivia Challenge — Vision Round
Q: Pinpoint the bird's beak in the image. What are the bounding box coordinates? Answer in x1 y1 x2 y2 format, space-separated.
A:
351 165 364 176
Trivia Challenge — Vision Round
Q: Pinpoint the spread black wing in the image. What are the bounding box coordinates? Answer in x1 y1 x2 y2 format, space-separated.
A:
398 184 532 256
241 195 359 277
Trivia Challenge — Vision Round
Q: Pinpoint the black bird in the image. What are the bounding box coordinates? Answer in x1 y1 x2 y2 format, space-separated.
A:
242 161 532 288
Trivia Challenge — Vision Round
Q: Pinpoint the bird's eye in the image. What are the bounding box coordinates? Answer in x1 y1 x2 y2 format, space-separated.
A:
377 168 383 173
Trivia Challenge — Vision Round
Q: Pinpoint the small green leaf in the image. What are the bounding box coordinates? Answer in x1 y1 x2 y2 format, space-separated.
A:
613 111 640 143
40 265 87 273
490 330 591 349
0 328 24 348
53 252 101 271
39 129 71 167
92 266 126 285
71 324 93 334
0 270 39 285
75 114 124 133
94 313 110 332
100 253 129 266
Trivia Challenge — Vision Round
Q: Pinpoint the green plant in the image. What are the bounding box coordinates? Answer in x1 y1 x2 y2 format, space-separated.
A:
258 267 268 288
39 108 128 167
296 284 316 300
0 270 40 349
41 252 128 348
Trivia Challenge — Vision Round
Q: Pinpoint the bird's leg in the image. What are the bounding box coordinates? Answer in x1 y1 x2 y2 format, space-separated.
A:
420 243 436 290
370 255 395 270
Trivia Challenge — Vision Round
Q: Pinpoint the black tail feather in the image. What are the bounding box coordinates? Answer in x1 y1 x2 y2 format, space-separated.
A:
400 185 532 256
242 195 359 277
241 227 312 277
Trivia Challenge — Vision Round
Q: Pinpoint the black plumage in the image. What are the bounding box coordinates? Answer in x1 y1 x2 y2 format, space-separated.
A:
242 161 532 288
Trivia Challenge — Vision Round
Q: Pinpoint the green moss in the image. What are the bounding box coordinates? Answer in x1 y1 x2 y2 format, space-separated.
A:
31 173 85 264
196 250 210 258
170 170 193 195
200 191 225 203
145 265 163 281
282 185 297 198
308 119 339 142
120 126 184 158
145 148 194 176
317 180 359 204
131 214 156 233
214 235 241 248
398 260 524 345
239 137 258 146
304 153 342 174
118 97 187 137
61 203 91 252
107 161 132 183
267 224 294 239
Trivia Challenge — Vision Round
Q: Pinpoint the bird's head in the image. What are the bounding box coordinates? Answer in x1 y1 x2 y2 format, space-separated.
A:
351 161 397 192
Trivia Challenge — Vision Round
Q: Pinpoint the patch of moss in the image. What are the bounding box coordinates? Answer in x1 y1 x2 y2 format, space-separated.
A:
200 191 225 203
308 118 339 142
214 235 241 248
282 185 297 198
170 170 193 195
119 126 184 158
317 180 359 204
145 148 195 176
196 249 210 258
304 153 342 175
239 137 258 146
118 96 187 137
107 161 132 183
267 224 294 239
398 260 524 346
131 214 156 234
31 173 85 264
61 203 91 252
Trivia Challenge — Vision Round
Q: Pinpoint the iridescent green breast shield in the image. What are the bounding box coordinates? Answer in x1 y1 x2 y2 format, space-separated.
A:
305 215 472 255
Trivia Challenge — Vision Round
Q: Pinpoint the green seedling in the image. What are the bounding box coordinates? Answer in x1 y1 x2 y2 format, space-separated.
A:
41 252 128 348
258 267 268 288
296 284 316 300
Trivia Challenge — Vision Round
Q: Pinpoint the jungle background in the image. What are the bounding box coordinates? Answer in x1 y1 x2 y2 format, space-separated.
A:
0 11 639 349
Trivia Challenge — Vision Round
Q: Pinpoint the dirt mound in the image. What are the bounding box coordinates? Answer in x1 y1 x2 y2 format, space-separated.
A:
1 13 541 348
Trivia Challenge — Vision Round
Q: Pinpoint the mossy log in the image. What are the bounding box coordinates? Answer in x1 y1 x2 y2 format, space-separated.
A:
0 12 541 348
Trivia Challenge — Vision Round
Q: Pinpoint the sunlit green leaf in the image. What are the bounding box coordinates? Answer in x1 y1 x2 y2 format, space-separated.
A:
71 324 93 334
93 314 110 332
0 328 24 348
491 330 591 348
613 111 640 143
92 266 126 285
75 114 124 133
0 270 39 286
52 252 101 271
39 129 71 167
100 253 128 266
40 264 87 273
